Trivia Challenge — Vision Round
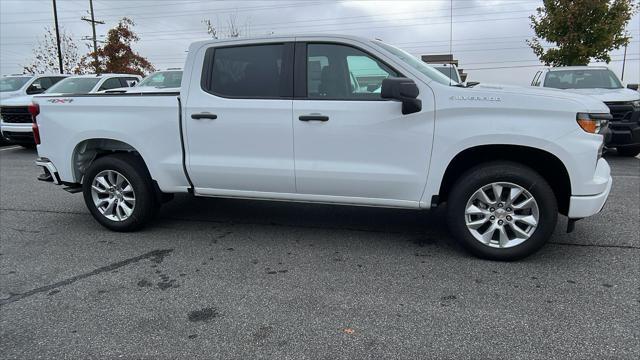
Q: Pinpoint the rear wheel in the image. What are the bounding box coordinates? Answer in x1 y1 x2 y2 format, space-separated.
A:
616 145 640 157
446 162 558 261
82 154 156 231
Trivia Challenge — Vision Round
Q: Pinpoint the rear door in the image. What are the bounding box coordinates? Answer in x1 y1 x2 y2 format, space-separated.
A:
184 41 296 195
291 41 433 204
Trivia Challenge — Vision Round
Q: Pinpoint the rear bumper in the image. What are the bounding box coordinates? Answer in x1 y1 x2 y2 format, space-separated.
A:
1 122 33 144
35 157 61 185
567 159 612 219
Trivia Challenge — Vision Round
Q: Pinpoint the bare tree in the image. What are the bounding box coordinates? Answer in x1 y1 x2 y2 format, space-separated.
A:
202 14 250 39
22 26 79 74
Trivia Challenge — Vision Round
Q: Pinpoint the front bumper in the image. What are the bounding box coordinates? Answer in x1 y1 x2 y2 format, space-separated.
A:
607 121 640 147
1 122 33 144
567 159 612 219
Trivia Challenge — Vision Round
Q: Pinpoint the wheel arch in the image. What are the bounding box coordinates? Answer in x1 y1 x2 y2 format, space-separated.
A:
437 144 572 215
71 138 152 185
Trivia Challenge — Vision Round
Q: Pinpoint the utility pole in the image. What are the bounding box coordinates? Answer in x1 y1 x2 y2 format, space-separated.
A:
52 0 64 74
81 0 104 73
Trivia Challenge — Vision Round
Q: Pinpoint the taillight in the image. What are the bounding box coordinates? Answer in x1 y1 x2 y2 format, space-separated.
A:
29 103 40 145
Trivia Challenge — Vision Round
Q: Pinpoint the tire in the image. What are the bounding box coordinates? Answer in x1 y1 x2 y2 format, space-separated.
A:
616 145 640 157
446 161 558 261
82 153 156 231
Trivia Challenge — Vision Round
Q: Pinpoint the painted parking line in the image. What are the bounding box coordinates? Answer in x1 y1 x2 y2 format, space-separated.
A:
0 145 22 152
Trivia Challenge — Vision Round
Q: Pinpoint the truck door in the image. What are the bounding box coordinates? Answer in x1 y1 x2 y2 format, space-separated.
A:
292 41 434 204
184 42 296 195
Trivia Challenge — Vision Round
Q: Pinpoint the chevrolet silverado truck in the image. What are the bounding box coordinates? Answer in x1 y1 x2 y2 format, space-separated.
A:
532 66 640 157
32 35 613 260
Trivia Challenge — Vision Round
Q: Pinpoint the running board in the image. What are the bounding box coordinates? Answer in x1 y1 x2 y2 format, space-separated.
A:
63 185 82 194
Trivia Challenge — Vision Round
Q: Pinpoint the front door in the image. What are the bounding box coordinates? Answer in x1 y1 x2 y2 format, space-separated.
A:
292 42 434 204
184 42 296 195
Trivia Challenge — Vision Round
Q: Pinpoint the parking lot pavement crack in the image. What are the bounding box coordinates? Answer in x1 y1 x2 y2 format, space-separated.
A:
0 249 174 307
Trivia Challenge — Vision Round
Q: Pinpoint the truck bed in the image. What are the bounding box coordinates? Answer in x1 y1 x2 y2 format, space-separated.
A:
34 92 191 193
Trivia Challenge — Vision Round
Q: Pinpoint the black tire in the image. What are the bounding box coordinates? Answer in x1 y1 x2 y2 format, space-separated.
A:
446 161 558 261
82 153 156 232
616 145 640 157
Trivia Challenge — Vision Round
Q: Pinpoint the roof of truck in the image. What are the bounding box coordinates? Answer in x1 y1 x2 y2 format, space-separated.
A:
188 33 374 47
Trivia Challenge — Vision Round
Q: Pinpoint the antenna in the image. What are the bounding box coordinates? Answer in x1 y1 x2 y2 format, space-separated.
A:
449 0 453 86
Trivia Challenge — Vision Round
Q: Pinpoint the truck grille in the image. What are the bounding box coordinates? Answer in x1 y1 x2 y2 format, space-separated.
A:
604 101 635 122
0 106 31 123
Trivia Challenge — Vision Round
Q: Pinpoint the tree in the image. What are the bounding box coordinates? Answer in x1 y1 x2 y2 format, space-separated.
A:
22 26 79 74
76 17 154 75
202 14 250 39
527 0 638 66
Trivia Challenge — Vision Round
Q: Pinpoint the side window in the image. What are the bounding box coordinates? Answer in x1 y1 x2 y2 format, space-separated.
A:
26 77 54 94
99 78 124 91
203 43 292 98
120 77 139 87
306 43 397 100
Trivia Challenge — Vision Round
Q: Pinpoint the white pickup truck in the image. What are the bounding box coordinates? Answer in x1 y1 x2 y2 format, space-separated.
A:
32 35 613 260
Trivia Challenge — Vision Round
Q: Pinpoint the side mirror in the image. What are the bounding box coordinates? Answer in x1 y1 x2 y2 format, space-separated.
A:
627 84 639 91
381 77 422 115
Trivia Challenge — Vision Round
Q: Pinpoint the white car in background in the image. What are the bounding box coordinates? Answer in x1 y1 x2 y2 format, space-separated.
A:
105 69 183 93
0 73 141 147
532 66 640 157
0 74 68 101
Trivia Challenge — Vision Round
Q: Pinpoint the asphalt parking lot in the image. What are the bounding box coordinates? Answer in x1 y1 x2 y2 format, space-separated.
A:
0 145 638 359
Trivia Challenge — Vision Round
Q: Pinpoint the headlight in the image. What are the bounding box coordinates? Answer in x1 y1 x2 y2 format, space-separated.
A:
576 113 610 134
631 100 640 109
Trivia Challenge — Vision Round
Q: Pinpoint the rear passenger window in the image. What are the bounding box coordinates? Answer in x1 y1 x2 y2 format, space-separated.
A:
99 78 124 91
202 44 292 98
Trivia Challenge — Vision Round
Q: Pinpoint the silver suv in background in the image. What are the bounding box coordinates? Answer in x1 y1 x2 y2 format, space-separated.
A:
532 66 640 157
0 74 68 101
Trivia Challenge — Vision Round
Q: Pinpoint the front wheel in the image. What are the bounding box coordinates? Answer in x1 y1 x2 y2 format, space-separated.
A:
446 162 558 261
82 154 156 232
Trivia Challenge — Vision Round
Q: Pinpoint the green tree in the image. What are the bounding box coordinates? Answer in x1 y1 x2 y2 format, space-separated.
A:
76 17 154 75
527 0 638 66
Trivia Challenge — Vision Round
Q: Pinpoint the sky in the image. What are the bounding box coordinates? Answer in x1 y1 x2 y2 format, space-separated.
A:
0 0 638 85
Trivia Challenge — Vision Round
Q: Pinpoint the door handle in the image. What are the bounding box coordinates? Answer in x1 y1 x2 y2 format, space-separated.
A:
191 113 218 120
298 115 329 122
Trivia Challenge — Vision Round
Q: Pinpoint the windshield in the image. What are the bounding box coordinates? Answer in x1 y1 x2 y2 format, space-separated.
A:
543 69 623 89
373 41 458 85
138 71 182 88
46 77 101 94
0 76 31 92
433 66 461 83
